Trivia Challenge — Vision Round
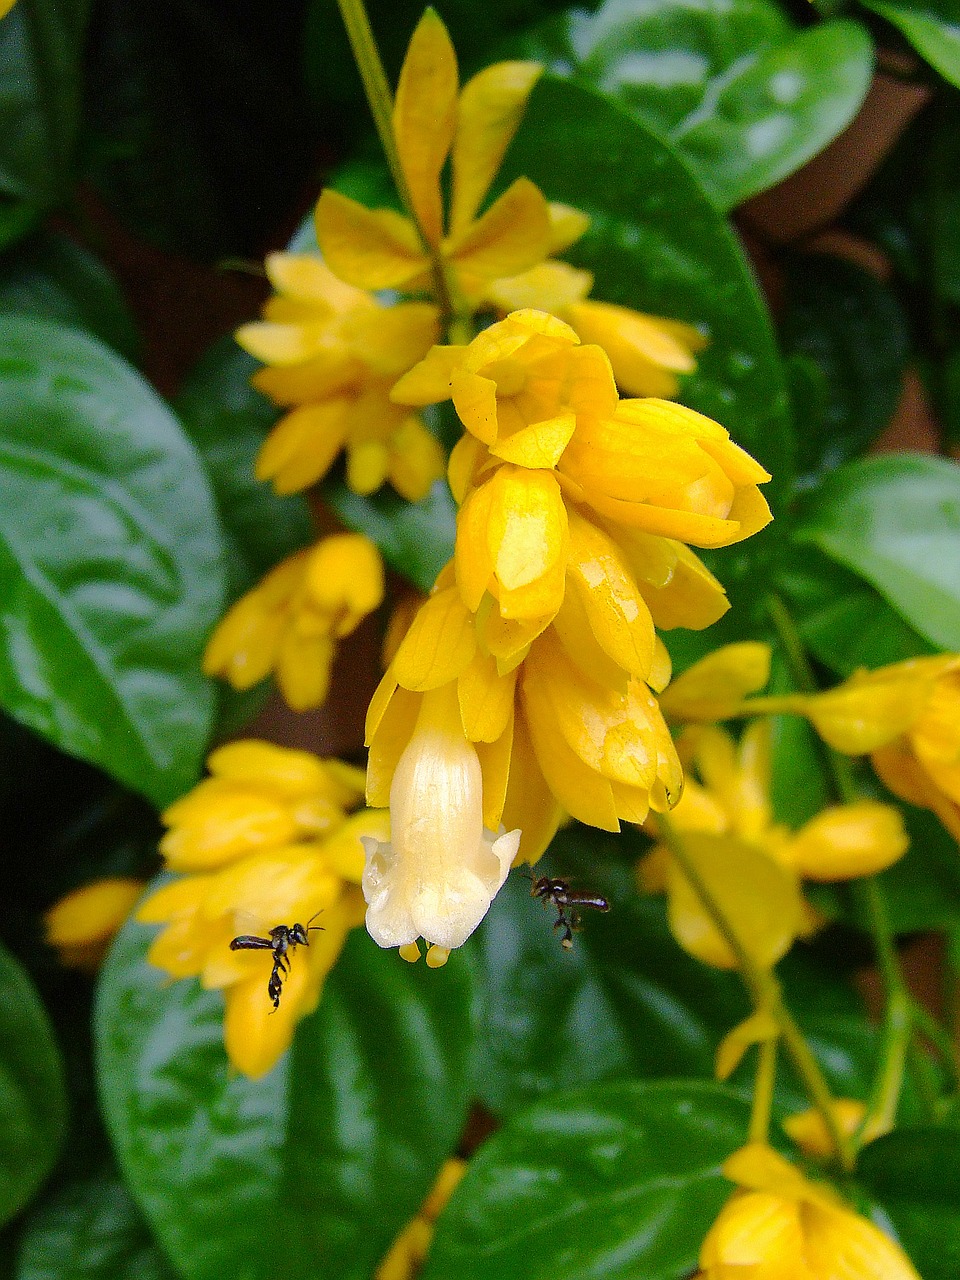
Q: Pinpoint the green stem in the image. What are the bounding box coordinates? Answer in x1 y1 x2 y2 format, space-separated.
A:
768 593 914 1143
334 0 457 325
749 1037 777 1145
658 814 855 1169
912 996 960 1091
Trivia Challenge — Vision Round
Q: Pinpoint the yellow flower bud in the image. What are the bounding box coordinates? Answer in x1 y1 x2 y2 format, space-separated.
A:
659 643 772 722
782 1099 869 1158
44 878 144 971
785 801 908 880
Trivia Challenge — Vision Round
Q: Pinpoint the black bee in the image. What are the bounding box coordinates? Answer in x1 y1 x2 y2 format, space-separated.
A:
526 871 610 949
229 912 323 1010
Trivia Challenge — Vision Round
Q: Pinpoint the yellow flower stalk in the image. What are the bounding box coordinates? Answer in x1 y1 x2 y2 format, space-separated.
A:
203 533 385 712
376 1158 467 1280
642 722 908 968
696 1144 919 1279
139 741 379 1077
236 253 444 500
44 877 145 971
315 14 553 304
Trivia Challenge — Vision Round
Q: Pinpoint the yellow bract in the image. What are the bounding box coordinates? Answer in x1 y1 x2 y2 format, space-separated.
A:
642 721 908 968
44 877 145 971
376 1158 467 1280
139 741 374 1078
203 534 385 712
237 253 444 501
782 1099 872 1158
696 1144 919 1279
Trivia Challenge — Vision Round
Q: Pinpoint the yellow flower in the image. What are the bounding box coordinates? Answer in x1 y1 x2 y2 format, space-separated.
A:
783 1099 872 1158
659 642 773 722
376 1158 467 1280
203 533 385 711
236 253 444 500
44 878 145 971
486 257 707 398
697 1143 918 1279
159 739 367 871
797 656 960 842
315 13 552 301
642 722 908 968
139 741 378 1078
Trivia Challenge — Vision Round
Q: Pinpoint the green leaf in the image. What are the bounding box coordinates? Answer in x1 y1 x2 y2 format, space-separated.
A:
174 339 314 599
775 544 936 676
323 478 456 594
0 233 139 362
857 1127 960 1280
875 804 960 935
517 1 873 209
861 0 960 88
780 255 910 480
0 0 90 209
0 316 226 808
794 454 960 651
0 942 67 1228
423 1080 750 1280
96 919 474 1280
501 76 793 491
468 830 748 1116
16 1171 176 1280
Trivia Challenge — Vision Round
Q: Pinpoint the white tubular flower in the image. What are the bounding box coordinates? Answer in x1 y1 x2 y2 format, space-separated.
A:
362 684 520 960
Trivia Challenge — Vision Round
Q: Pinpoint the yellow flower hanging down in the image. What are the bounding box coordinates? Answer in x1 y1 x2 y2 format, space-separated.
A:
316 13 553 303
138 741 384 1078
203 532 385 712
696 1144 919 1279
640 721 908 969
236 254 444 500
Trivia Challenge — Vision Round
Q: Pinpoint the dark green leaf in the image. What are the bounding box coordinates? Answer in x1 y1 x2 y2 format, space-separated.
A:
857 1127 960 1280
16 1171 176 1280
423 1080 750 1280
96 918 474 1280
0 0 90 208
767 650 831 828
860 0 960 88
174 339 314 599
781 255 910 480
875 804 960 935
323 478 456 594
0 233 139 362
501 76 793 491
0 941 66 1228
775 544 936 676
517 2 873 209
794 454 960 651
0 316 226 807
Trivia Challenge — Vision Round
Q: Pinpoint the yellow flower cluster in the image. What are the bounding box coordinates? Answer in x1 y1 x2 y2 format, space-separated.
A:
137 740 385 1078
203 533 384 711
360 310 772 962
641 720 908 970
697 1144 918 1279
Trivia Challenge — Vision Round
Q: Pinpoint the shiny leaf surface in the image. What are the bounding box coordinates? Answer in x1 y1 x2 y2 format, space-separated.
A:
861 0 960 88
0 316 225 807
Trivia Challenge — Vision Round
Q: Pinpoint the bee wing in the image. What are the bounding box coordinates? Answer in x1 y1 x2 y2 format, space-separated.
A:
228 908 274 951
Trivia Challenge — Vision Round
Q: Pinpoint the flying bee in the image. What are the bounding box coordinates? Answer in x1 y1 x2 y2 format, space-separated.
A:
525 870 610 949
229 911 323 1010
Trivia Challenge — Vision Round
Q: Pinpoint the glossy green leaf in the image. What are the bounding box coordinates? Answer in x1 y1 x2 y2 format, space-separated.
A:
781 255 909 480
423 1080 750 1280
96 919 474 1280
174 339 314 599
501 76 793 490
0 0 90 208
0 316 226 807
857 1127 960 1280
775 545 936 676
517 0 873 209
0 942 67 1228
794 454 960 651
0 233 139 362
861 0 960 88
16 1171 176 1280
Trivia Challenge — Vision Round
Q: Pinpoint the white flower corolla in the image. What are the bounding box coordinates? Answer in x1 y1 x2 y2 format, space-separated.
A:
361 684 520 955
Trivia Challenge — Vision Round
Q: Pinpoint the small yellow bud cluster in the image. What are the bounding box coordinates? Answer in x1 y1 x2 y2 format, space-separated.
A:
137 740 385 1078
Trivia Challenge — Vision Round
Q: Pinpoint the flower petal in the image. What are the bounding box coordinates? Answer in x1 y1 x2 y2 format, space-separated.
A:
786 801 908 880
393 587 477 691
447 177 552 282
659 643 772 721
315 189 425 289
